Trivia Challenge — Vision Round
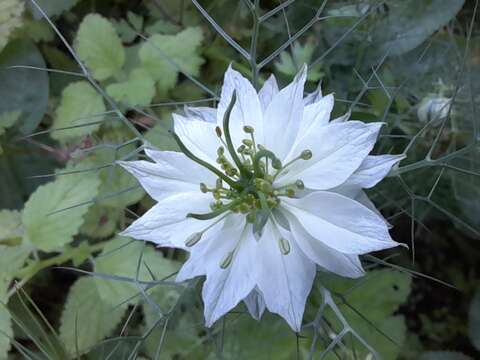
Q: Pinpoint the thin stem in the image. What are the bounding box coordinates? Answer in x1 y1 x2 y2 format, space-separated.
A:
250 0 261 89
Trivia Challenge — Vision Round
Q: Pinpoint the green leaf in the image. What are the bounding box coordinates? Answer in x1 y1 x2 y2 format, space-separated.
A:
80 204 121 239
469 288 480 351
0 0 24 53
144 121 179 152
319 270 411 360
139 27 204 94
94 236 179 306
29 0 80 18
51 81 106 142
275 41 323 81
0 210 22 244
106 68 155 107
75 14 125 81
0 39 49 134
22 163 100 252
420 352 473 360
59 277 125 355
373 0 465 56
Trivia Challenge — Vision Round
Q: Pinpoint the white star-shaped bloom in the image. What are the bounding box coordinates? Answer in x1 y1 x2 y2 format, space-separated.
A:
119 65 404 331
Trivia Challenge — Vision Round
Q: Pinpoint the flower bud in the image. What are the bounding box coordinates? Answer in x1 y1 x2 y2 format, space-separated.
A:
417 96 452 126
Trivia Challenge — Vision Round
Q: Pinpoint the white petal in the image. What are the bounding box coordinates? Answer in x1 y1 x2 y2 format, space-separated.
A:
202 217 257 327
243 289 266 321
120 192 214 248
258 74 279 111
331 111 350 124
217 65 264 146
342 154 405 189
276 121 383 190
263 65 307 161
284 212 364 278
184 106 217 123
303 82 323 105
119 151 215 201
296 94 334 146
176 217 229 282
256 220 316 332
173 113 221 164
281 191 399 254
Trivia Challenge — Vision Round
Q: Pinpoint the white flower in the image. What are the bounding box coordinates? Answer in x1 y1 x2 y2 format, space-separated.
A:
417 95 452 125
119 65 403 331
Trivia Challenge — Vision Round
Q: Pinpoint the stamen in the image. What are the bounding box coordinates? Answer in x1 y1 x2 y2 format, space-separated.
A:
185 232 202 247
295 180 305 190
278 237 291 255
220 251 234 269
272 149 313 181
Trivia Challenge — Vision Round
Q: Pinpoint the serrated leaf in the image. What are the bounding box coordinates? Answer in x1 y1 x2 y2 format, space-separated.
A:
51 81 106 142
0 0 24 53
80 204 121 239
29 0 80 18
469 288 480 351
319 270 411 360
0 209 22 243
94 236 179 306
420 351 473 360
59 277 125 355
106 68 155 107
0 39 49 134
139 27 204 94
75 14 125 81
22 164 100 252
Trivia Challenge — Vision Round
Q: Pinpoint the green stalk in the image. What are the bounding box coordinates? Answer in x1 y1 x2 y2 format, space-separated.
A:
170 132 242 191
222 91 250 178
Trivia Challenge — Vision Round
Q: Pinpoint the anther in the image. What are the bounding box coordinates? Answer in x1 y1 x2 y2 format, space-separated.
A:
215 126 222 138
278 237 291 255
185 232 203 247
272 158 282 170
216 179 223 189
242 139 253 147
295 180 305 190
286 188 295 198
243 125 254 134
217 147 225 156
200 183 208 193
300 149 313 160
220 251 234 269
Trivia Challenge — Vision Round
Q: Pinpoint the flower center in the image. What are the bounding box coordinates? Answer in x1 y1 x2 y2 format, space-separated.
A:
171 91 312 237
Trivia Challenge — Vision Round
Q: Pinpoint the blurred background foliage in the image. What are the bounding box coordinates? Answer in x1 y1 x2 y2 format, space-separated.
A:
0 0 479 359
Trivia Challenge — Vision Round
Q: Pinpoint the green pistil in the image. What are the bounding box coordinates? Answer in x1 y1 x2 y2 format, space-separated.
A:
170 91 313 234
